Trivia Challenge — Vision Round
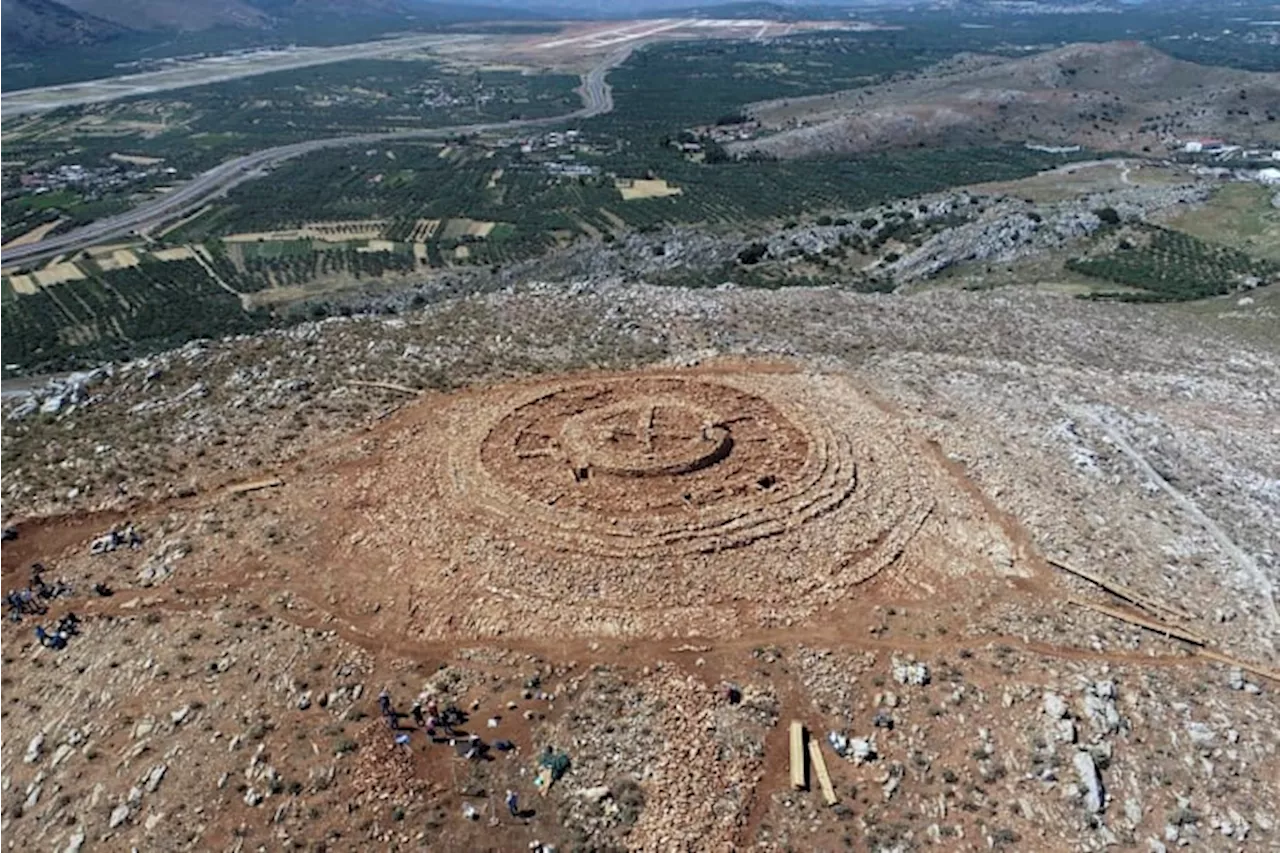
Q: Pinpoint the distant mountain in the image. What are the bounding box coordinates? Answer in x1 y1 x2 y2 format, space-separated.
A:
1 0 553 56
1 0 128 50
54 0 270 31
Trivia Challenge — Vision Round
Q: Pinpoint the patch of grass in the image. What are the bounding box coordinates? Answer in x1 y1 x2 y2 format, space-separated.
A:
1166 183 1280 261
1069 224 1278 302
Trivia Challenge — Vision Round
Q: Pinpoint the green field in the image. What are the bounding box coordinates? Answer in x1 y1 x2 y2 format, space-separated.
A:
1165 184 1280 262
1 58 581 242
1 259 269 372
1068 224 1278 302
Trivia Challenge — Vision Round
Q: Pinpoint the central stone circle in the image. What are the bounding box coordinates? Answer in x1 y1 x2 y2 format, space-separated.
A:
471 376 826 542
558 397 731 479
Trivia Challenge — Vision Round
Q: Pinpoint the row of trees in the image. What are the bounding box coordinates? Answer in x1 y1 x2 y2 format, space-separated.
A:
1070 225 1277 301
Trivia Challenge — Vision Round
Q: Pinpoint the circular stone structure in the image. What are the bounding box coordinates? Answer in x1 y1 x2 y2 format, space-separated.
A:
339 366 943 638
557 396 732 479
441 373 923 565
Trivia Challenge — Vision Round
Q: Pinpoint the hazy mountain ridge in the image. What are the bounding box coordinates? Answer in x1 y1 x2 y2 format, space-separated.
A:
1 0 128 50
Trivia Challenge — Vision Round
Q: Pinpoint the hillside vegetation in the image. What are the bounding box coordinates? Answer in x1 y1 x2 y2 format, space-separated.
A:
733 42 1280 160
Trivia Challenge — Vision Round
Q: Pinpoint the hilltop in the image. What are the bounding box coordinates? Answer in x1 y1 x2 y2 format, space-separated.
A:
731 42 1280 159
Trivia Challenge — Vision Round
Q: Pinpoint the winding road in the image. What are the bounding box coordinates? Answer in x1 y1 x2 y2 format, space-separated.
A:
2 48 627 268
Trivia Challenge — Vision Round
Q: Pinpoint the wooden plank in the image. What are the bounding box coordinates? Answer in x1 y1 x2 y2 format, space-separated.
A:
347 380 423 396
1049 558 1193 621
1067 597 1208 645
1198 649 1280 685
226 477 283 495
789 721 806 791
808 737 838 806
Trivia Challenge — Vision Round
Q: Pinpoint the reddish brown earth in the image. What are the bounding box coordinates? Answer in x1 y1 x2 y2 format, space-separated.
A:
4 357 1277 851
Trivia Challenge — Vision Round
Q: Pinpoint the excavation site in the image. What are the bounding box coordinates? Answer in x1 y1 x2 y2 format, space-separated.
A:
3 289 1277 852
310 365 967 641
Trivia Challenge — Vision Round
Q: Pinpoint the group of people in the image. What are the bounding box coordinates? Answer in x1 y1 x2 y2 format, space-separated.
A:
379 689 473 740
89 524 144 555
35 612 80 650
6 564 71 622
376 688 525 818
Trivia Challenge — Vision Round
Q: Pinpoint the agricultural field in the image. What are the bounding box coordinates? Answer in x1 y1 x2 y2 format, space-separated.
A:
1 58 581 243
182 136 1080 245
1 255 266 372
1164 183 1280 262
1066 223 1279 302
0 229 436 372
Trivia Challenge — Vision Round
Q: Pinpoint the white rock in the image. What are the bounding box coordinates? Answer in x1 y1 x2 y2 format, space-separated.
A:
1043 692 1069 719
1073 750 1105 814
24 732 45 764
170 705 191 725
1055 718 1077 744
144 764 167 794
109 803 131 829
575 785 612 803
1186 721 1215 747
51 744 73 768
64 828 86 853
892 660 930 686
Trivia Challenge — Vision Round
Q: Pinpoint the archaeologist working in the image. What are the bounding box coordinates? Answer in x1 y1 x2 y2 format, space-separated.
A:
505 789 519 818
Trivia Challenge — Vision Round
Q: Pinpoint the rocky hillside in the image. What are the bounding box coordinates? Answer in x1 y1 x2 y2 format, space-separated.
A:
0 0 127 50
731 42 1280 160
53 0 270 31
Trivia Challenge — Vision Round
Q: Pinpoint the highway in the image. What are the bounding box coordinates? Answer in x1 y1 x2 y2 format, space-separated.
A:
2 48 629 269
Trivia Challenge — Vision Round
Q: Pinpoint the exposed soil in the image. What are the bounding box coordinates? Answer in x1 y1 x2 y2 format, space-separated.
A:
2 282 1278 851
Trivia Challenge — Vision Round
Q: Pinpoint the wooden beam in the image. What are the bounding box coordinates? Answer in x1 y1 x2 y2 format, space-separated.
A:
789 721 807 791
347 380 423 396
808 737 838 806
1067 597 1208 646
1049 558 1193 622
1198 649 1280 685
226 477 283 495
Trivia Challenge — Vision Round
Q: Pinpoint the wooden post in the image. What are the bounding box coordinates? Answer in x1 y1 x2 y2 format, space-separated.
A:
789 720 807 790
226 477 283 495
808 737 838 806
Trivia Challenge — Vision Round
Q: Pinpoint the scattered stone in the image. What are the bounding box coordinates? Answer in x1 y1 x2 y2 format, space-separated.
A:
892 659 930 686
24 732 44 764
144 764 168 794
575 785 612 803
170 705 192 726
244 788 264 807
1043 692 1068 719
64 828 86 853
109 803 131 829
51 743 73 768
1073 750 1105 814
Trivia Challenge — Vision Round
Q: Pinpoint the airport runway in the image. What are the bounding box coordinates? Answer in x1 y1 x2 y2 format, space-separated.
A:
0 34 483 118
2 47 629 269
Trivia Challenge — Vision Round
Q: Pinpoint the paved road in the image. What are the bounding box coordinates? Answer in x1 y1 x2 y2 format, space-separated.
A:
3 47 630 268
